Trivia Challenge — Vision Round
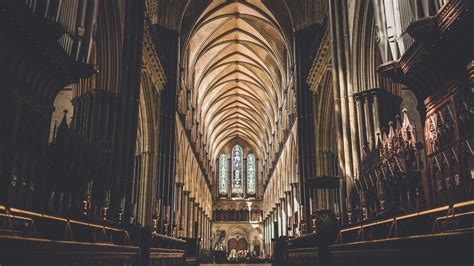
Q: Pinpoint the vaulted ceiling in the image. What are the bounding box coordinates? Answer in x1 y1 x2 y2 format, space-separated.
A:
146 0 328 170
183 0 291 161
148 0 327 32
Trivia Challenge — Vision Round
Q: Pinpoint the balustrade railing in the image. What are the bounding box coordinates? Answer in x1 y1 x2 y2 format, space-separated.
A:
212 209 263 222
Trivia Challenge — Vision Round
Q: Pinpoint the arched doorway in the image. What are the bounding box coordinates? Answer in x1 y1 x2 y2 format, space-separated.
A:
228 238 237 253
228 238 248 252
237 238 248 251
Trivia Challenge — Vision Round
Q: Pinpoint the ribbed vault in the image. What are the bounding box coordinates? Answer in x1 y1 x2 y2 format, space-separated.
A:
183 0 291 161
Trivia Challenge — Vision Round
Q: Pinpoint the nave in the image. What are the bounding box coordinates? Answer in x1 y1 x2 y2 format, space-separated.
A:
201 264 271 266
0 0 472 265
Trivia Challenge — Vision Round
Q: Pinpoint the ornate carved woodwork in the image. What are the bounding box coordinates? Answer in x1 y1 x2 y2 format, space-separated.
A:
354 110 424 222
425 85 473 206
378 0 474 207
0 0 95 212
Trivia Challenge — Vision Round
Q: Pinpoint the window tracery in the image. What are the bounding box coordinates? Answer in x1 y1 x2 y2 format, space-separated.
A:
219 154 228 195
247 153 256 195
219 145 257 198
232 145 244 196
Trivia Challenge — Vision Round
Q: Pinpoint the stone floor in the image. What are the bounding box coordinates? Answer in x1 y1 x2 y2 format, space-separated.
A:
201 264 271 266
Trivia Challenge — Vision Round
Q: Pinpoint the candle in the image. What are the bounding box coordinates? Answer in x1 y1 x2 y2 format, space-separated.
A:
86 180 93 195
166 205 171 221
156 199 161 216
132 203 138 216
105 190 111 206
120 197 125 210
300 205 304 221
346 197 351 210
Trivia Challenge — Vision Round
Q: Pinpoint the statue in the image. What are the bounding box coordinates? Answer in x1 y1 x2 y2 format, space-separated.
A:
212 230 227 263
212 229 226 251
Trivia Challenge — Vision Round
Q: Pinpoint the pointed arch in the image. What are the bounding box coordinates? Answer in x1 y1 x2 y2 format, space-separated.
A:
231 144 244 196
219 153 229 195
246 153 256 195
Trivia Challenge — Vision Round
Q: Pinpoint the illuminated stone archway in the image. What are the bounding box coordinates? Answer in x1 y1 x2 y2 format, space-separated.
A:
181 0 292 165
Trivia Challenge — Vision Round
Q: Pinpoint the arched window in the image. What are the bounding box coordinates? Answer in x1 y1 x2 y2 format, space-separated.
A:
332 155 339 176
231 145 244 196
247 153 256 195
219 154 228 195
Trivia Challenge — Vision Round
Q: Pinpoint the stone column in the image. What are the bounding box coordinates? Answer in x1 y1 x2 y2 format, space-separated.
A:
285 191 292 236
355 95 367 157
193 202 198 238
189 198 194 238
295 25 319 229
155 25 179 233
329 0 365 224
200 207 204 240
364 94 375 149
137 151 157 227
175 183 183 236
204 215 208 249
184 192 189 237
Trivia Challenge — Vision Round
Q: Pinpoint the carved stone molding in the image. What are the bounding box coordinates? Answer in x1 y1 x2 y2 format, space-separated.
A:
145 0 159 25
142 26 166 94
306 28 331 93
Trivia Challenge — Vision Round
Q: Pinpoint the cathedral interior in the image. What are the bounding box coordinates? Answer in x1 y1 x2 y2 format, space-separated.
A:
0 0 473 265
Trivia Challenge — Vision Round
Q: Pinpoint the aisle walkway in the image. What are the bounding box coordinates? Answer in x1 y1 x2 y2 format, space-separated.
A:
201 264 271 266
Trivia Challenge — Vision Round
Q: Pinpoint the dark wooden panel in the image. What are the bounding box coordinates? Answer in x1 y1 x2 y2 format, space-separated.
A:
286 247 319 265
329 231 474 266
0 235 139 265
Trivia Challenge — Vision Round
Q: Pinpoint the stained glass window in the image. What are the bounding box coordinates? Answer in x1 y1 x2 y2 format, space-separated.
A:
247 153 256 195
231 145 244 195
219 154 228 195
